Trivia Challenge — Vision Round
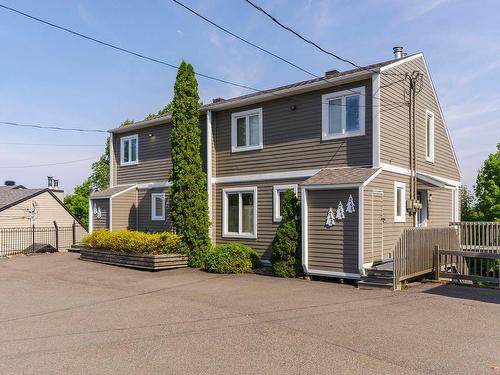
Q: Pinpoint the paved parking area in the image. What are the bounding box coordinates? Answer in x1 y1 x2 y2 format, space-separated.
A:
0 253 499 374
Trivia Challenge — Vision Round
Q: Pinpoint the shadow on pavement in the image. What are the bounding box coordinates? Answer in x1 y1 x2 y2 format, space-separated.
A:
423 283 500 305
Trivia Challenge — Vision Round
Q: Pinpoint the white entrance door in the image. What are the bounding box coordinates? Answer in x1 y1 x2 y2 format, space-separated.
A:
371 191 384 264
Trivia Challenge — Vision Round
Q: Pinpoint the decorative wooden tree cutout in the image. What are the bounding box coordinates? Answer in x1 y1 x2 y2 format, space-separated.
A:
97 207 102 219
336 201 345 220
346 194 355 213
325 208 335 227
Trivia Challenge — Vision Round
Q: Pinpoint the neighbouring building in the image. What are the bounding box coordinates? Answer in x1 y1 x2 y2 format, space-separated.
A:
90 49 460 279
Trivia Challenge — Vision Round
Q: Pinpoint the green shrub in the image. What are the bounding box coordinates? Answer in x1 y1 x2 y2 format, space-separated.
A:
82 229 182 255
204 243 261 274
271 189 303 278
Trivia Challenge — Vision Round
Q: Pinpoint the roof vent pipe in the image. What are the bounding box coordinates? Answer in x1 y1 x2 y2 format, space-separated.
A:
393 46 404 59
47 176 53 189
4 180 15 186
53 179 59 189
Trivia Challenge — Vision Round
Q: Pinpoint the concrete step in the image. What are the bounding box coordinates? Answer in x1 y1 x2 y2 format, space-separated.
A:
365 269 393 277
67 244 87 253
357 278 394 289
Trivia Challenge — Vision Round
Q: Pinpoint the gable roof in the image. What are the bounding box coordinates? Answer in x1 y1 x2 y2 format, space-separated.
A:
109 54 420 134
303 167 380 186
91 184 136 198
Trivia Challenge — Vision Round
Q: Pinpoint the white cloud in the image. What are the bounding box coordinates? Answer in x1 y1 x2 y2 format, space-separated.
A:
400 0 449 22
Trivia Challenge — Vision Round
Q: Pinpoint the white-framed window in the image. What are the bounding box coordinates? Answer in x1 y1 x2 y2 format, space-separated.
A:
273 184 298 222
120 134 138 166
425 110 435 162
394 182 406 223
151 193 165 221
321 87 365 140
222 187 257 238
231 108 263 152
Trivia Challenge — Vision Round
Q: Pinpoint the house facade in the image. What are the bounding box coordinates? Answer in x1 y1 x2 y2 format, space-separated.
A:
89 51 460 279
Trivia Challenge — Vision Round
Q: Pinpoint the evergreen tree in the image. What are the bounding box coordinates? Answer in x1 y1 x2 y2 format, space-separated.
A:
271 189 302 277
168 61 211 266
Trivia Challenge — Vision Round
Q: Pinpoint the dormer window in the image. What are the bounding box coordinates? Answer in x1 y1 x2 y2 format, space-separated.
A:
321 87 365 140
231 108 263 152
120 134 138 166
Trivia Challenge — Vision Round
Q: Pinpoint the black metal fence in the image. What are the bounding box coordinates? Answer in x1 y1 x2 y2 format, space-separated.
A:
0 222 88 257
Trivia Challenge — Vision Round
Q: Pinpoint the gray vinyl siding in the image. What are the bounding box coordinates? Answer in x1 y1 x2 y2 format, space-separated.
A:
380 56 460 181
307 189 359 274
213 179 305 260
114 116 208 186
213 79 373 177
92 199 110 230
111 189 137 230
136 188 173 233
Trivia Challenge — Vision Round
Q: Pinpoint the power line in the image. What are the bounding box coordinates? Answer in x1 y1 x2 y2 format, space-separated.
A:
0 142 102 147
170 0 405 106
0 121 107 133
0 157 98 169
244 0 406 77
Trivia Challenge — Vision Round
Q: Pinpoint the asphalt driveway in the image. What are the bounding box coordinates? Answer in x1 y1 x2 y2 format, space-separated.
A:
0 253 499 374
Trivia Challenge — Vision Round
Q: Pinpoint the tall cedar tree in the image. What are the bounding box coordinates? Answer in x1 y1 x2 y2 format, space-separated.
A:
168 61 211 266
271 189 302 277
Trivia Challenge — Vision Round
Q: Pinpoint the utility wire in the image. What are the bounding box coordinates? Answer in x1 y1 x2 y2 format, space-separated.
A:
244 0 406 77
171 0 404 106
0 121 107 133
0 157 98 169
0 142 102 147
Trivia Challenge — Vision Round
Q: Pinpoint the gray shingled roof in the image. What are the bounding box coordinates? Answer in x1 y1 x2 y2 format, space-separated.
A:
0 188 45 211
302 168 380 186
91 184 136 198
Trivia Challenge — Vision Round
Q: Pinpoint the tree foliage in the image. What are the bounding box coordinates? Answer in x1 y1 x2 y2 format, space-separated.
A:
145 103 173 120
271 189 302 277
475 143 500 221
168 61 211 267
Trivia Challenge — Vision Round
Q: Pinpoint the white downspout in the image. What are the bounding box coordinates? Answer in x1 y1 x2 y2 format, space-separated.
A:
206 110 213 241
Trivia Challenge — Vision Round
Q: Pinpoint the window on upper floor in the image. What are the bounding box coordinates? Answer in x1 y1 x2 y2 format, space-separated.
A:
322 87 365 140
151 193 165 221
273 184 298 222
394 181 406 223
231 108 263 152
223 187 257 238
426 110 435 162
120 134 138 166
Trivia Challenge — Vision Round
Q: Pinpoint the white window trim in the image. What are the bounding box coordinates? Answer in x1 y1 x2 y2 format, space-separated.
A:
222 187 258 239
120 134 139 166
394 181 406 223
231 108 263 153
425 110 435 163
273 184 298 222
151 193 165 221
321 87 365 141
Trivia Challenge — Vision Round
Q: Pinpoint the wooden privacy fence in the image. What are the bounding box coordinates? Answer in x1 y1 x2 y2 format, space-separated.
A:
449 221 499 253
392 226 460 289
0 221 88 257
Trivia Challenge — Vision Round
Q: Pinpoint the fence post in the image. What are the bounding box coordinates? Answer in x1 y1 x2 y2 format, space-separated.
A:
53 221 59 252
31 225 35 254
72 221 76 245
434 245 440 281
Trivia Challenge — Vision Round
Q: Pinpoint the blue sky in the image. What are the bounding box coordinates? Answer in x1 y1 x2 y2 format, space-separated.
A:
0 0 499 194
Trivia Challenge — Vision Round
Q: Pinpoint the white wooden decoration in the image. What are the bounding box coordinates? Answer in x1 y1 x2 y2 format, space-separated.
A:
336 201 345 220
346 194 355 213
97 207 102 219
325 208 335 227
93 204 98 215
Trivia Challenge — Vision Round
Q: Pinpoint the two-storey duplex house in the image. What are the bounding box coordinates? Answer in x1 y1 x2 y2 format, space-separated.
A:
89 49 460 279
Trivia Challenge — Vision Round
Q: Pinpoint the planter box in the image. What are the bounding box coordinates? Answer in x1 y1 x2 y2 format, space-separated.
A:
79 248 188 271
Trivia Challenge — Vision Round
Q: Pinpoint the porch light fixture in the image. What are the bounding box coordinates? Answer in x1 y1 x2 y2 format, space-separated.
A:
148 133 154 137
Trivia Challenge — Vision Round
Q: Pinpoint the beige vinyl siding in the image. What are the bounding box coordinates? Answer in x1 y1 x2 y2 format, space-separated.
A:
363 171 412 264
92 199 110 230
137 188 173 233
214 179 304 260
111 189 137 230
114 116 208 186
0 192 79 228
380 56 460 180
307 189 359 274
214 80 373 177
426 188 453 226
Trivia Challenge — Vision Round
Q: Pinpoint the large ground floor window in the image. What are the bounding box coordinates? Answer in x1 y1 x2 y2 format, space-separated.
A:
223 187 257 239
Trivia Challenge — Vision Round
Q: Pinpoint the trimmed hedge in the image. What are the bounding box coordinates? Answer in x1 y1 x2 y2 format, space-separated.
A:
204 243 261 274
82 229 182 255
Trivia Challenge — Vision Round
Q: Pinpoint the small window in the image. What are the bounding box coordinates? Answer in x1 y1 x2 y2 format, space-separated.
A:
322 87 365 140
273 184 298 222
223 187 257 238
120 134 138 166
394 182 406 223
231 108 263 152
426 110 435 162
151 193 165 221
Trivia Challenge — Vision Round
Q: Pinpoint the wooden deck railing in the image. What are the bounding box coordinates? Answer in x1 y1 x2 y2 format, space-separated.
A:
449 222 499 253
392 227 460 290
